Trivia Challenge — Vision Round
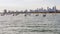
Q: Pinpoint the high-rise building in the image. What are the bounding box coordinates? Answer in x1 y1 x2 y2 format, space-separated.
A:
4 9 7 13
47 7 51 11
52 6 56 11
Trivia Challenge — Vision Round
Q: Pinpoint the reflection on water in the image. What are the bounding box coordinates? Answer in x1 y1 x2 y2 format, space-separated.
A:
0 13 60 34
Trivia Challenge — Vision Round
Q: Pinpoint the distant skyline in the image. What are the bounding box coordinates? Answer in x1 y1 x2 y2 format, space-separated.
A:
0 0 60 11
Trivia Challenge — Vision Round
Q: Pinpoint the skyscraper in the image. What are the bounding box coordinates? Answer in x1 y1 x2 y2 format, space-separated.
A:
47 7 51 11
52 6 56 11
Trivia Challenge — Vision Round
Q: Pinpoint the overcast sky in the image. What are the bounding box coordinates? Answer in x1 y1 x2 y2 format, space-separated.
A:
0 0 60 11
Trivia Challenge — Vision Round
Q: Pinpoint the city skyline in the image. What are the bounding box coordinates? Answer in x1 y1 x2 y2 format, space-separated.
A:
1 6 58 12
0 0 60 12
0 6 59 16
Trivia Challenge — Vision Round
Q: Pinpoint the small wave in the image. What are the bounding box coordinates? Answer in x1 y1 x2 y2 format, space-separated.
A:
18 29 54 32
0 21 7 22
30 30 53 32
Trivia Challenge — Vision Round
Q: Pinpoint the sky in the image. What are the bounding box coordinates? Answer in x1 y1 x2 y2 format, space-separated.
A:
0 0 60 11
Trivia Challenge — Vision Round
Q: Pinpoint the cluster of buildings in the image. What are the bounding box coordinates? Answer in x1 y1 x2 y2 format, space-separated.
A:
1 6 59 13
0 6 60 16
29 6 57 13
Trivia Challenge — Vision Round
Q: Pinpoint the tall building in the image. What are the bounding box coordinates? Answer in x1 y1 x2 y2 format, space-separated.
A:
47 7 51 11
34 8 39 12
4 9 7 13
24 10 28 12
52 6 56 11
47 6 56 12
30 9 33 12
40 7 43 11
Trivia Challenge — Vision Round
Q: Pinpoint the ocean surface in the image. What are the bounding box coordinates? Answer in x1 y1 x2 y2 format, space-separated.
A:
0 13 60 34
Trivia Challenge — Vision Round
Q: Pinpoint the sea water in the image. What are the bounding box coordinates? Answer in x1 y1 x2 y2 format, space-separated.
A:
0 13 60 34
